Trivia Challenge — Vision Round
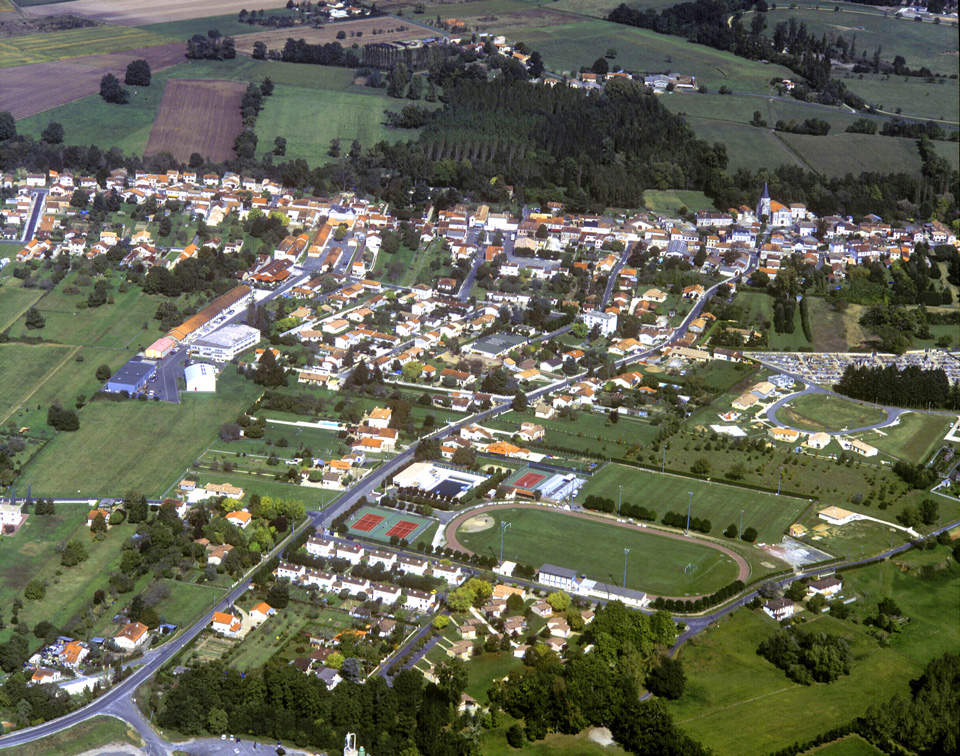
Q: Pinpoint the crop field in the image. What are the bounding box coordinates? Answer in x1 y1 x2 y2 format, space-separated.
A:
18 371 263 498
0 343 76 426
667 552 960 755
842 76 960 123
145 78 246 162
780 132 922 178
665 92 863 133
20 0 279 25
233 18 436 56
254 84 427 166
139 7 295 39
1 43 185 121
579 463 809 544
752 7 959 76
683 118 801 172
0 25 176 68
775 394 887 433
852 412 955 465
457 506 743 596
513 19 796 93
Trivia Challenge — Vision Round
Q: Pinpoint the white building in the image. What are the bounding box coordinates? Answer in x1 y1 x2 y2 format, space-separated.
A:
0 502 22 527
184 363 217 392
580 309 618 337
405 589 437 612
763 598 796 621
306 536 336 558
538 564 579 592
190 324 261 362
113 621 150 651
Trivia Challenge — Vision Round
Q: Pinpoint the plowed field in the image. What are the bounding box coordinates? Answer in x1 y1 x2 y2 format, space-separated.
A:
144 78 246 162
21 0 269 26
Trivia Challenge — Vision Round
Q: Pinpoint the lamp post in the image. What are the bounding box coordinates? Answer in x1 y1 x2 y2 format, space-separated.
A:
739 509 744 539
686 492 693 535
618 486 623 515
499 521 512 565
662 447 666 473
777 467 783 496
623 548 630 588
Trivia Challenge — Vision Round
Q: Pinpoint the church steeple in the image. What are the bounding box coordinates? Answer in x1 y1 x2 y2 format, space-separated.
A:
756 182 771 221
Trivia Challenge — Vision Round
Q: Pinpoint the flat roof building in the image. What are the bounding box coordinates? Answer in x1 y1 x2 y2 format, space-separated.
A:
168 285 252 343
191 324 261 362
145 336 175 359
105 358 156 395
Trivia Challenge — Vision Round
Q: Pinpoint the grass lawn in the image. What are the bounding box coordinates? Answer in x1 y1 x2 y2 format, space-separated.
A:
0 280 42 331
463 650 524 701
515 19 796 93
843 75 960 123
779 132 923 178
19 370 263 498
487 407 661 455
0 505 88 611
805 736 884 756
458 506 742 596
0 342 76 425
668 553 960 755
643 189 715 215
254 83 429 167
481 712 628 756
851 412 955 465
579 463 809 544
735 290 812 350
0 715 141 755
0 26 176 68
775 394 887 433
148 579 227 630
191 466 335 511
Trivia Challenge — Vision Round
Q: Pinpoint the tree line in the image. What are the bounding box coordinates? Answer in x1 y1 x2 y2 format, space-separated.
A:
835 364 960 410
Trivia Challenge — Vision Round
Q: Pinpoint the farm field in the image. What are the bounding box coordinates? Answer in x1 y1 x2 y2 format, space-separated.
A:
667 552 960 755
804 737 884 756
20 0 278 25
665 91 864 133
0 25 176 68
779 132 922 178
579 463 809 544
775 394 887 433
643 189 715 215
852 412 955 465
18 370 263 498
233 17 439 56
254 84 427 166
0 343 75 426
139 7 295 39
842 76 960 123
0 283 42 331
145 78 247 162
0 716 142 756
685 118 801 172
457 506 744 596
513 19 796 93
807 295 850 352
1 43 185 121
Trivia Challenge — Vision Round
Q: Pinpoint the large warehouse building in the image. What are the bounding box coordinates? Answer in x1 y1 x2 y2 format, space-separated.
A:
184 363 217 393
105 358 156 395
190 324 261 362
168 285 253 344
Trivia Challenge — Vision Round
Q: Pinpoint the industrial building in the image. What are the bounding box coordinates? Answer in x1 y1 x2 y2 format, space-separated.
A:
168 285 253 343
184 363 217 393
144 337 175 359
105 358 156 395
190 324 261 362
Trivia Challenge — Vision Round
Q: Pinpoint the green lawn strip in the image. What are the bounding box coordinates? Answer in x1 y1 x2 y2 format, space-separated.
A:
190 468 331 510
458 506 741 596
775 394 887 433
641 189 717 214
0 342 75 425
0 715 142 755
19 370 262 498
850 412 954 465
579 463 808 544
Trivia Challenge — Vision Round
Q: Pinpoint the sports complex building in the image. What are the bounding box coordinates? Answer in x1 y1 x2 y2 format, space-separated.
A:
391 462 488 501
502 466 584 502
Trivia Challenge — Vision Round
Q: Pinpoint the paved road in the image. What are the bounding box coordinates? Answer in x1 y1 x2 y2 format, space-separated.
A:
11 189 47 245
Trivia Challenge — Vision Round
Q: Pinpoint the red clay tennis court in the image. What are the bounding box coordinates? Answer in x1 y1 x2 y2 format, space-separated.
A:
513 471 547 489
386 520 420 539
351 513 385 532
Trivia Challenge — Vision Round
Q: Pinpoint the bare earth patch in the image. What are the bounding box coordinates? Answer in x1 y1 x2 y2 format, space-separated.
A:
21 0 269 26
144 78 247 163
233 18 435 56
0 43 184 119
460 513 495 533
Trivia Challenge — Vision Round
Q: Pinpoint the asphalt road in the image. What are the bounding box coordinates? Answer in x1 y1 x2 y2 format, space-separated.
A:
13 189 47 244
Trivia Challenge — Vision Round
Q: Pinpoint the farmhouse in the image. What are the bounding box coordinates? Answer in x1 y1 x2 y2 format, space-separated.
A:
763 598 797 621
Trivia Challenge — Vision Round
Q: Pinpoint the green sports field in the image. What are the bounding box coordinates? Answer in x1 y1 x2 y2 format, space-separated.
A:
18 370 263 498
775 394 887 433
458 506 742 596
0 26 176 68
578 463 809 544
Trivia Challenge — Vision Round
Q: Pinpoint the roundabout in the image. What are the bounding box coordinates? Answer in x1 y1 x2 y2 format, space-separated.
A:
444 503 751 599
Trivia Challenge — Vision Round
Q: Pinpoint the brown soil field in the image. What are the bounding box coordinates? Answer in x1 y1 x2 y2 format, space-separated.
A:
21 0 267 26
233 18 434 55
0 42 184 119
144 78 246 163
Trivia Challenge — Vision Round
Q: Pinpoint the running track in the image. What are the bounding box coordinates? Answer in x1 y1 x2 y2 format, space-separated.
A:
443 503 750 599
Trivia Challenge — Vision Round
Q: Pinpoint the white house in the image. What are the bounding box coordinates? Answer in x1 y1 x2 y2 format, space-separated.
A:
763 598 796 621
371 583 402 604
276 562 305 581
114 621 150 651
212 611 242 637
367 549 398 570
306 536 336 558
399 556 429 575
335 543 365 565
580 309 618 337
405 589 437 612
807 577 842 597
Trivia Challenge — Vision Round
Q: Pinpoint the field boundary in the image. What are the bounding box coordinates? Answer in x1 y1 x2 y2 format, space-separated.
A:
0 343 79 426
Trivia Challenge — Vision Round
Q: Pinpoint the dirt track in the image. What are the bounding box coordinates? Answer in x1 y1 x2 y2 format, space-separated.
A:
0 43 184 119
443 503 751 599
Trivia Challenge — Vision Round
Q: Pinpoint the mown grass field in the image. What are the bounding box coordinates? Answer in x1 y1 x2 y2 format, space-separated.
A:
684 117 801 171
804 737 884 756
735 290 813 350
487 407 661 455
775 394 888 433
843 76 960 123
254 83 428 166
780 132 922 178
579 463 809 544
667 551 960 755
0 716 142 756
643 189 716 215
513 19 796 93
0 281 43 331
19 370 263 498
665 91 864 133
0 342 75 425
0 25 176 68
458 506 743 595
147 579 227 630
852 412 954 465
